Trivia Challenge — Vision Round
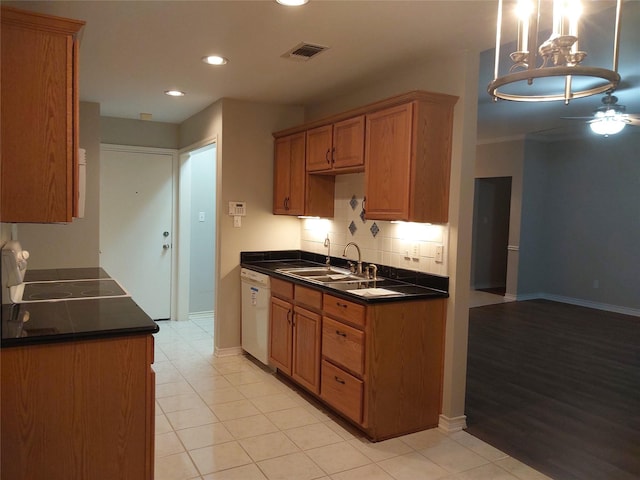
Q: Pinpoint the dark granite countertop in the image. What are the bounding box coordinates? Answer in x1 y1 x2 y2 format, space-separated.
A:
1 268 159 348
241 250 448 304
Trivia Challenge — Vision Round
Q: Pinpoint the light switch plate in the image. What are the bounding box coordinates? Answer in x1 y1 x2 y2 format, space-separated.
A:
435 245 444 263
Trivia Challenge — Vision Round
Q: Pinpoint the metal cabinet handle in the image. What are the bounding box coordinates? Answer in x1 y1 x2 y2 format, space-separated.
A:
335 330 347 337
362 196 366 214
336 302 348 309
331 146 336 164
325 149 331 164
334 376 346 384
287 310 292 325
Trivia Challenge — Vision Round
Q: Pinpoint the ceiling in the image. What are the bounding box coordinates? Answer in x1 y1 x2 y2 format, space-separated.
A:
4 0 640 141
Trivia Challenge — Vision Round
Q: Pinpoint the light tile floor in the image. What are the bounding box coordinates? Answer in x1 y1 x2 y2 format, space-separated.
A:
153 319 552 480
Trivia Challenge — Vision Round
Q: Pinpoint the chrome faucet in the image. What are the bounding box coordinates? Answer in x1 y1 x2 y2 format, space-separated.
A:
342 242 362 275
324 235 331 267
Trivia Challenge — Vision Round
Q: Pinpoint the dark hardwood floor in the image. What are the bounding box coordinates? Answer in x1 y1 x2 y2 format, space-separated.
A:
465 299 640 480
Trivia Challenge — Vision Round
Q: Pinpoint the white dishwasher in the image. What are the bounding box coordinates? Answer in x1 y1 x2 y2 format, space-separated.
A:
240 268 271 366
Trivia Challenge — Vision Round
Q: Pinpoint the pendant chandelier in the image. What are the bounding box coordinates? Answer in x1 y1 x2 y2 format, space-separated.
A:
488 0 623 104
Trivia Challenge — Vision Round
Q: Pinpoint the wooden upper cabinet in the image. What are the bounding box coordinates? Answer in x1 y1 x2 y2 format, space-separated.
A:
274 133 306 215
306 125 333 172
364 104 413 221
1 7 85 223
273 91 457 221
274 132 335 217
306 116 365 174
364 94 456 223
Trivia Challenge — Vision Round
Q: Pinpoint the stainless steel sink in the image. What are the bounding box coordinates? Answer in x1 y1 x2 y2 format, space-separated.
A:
276 266 371 284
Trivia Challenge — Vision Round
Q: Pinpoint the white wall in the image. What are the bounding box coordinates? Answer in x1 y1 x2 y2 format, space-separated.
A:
520 133 640 313
189 146 216 314
101 117 179 149
14 102 101 268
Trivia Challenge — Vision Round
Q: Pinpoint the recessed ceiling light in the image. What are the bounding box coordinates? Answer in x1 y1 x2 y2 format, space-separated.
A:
165 90 186 97
202 55 228 66
276 0 309 5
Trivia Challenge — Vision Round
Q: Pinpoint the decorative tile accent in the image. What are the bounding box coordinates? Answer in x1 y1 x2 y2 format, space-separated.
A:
349 195 358 211
359 209 366 223
348 221 357 236
370 222 380 238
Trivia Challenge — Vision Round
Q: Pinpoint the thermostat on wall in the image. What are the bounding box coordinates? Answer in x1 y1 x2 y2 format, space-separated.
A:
228 201 247 216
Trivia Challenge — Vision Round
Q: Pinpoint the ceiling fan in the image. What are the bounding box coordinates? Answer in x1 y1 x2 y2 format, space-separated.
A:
562 92 640 136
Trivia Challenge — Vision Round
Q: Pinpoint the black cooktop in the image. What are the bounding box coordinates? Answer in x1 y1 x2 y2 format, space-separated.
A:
21 279 129 302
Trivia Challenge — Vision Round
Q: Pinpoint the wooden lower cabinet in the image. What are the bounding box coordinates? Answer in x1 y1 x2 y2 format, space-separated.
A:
269 279 322 395
321 359 364 424
291 306 321 393
269 295 293 374
270 279 446 441
0 334 156 480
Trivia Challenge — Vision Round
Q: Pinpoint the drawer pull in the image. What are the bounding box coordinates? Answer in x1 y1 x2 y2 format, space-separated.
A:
336 302 348 308
335 330 347 337
334 376 346 384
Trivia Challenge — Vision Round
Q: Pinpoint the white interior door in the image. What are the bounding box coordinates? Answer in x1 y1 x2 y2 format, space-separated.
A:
100 146 174 320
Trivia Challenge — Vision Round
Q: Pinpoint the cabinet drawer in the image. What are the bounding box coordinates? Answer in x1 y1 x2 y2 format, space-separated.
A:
322 317 364 376
323 294 365 327
271 277 293 300
320 360 363 424
294 284 322 310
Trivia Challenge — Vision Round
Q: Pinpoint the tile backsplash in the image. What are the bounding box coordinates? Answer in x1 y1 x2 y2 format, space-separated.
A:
300 173 448 276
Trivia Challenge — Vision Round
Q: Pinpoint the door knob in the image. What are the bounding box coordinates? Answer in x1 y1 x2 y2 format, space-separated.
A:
163 231 170 237
163 244 170 250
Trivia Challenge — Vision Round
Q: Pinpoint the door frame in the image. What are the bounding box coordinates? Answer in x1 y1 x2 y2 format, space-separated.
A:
100 143 179 320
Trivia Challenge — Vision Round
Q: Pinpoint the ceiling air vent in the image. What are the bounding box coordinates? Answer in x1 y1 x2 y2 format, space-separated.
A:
281 42 329 61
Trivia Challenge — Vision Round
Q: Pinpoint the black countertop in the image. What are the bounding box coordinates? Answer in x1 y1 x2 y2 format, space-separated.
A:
241 250 449 304
1 268 159 348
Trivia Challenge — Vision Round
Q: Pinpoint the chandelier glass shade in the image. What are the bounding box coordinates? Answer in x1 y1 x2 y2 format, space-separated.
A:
489 0 623 103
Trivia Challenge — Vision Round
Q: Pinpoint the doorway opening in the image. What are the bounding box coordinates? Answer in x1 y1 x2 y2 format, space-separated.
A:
471 176 512 298
176 143 217 343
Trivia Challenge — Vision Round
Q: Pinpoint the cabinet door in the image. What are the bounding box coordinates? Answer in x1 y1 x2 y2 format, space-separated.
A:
306 125 333 172
1 7 84 223
269 296 293 375
273 132 305 215
273 136 292 214
364 103 413 221
287 132 306 215
292 306 321 394
332 116 365 170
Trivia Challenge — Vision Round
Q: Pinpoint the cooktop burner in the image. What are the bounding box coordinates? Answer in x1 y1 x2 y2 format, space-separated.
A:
20 279 129 303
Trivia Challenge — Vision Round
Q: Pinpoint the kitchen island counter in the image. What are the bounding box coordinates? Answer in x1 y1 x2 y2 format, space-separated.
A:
1 267 158 479
1 267 158 348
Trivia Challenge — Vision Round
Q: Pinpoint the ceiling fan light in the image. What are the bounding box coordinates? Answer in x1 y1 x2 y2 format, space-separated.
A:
590 118 626 136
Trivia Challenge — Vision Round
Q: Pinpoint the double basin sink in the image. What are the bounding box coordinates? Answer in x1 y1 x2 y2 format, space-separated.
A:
275 266 401 298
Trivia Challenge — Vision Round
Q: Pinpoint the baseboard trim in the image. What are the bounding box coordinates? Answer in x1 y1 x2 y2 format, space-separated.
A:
189 310 214 321
214 346 243 358
438 414 467 433
540 294 640 318
513 293 640 318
